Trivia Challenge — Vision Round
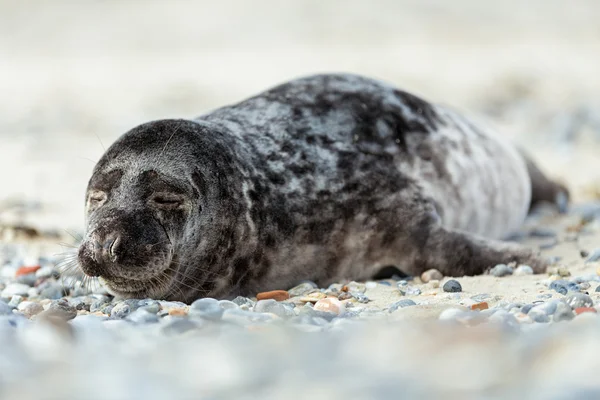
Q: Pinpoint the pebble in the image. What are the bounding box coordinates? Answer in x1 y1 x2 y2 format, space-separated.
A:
528 308 550 323
232 296 254 308
256 290 290 302
398 285 421 296
443 280 462 293
514 265 534 276
0 300 12 315
40 300 77 321
471 302 489 311
161 318 199 335
127 308 159 324
297 304 338 322
38 282 64 300
110 302 131 319
553 302 575 322
8 295 23 308
420 269 443 283
490 264 513 277
548 267 571 277
287 281 318 297
596 285 600 292
389 299 417 312
17 301 43 318
565 293 594 309
15 265 41 277
90 296 111 313
35 266 55 279
137 299 161 314
344 282 366 294
585 248 600 263
1 283 31 298
529 228 557 238
574 307 597 315
254 299 295 318
429 280 440 288
313 298 346 315
189 298 223 321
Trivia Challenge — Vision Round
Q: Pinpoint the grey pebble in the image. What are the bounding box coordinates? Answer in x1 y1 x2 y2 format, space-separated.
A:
127 308 159 324
217 300 238 310
389 299 417 312
38 282 63 300
137 299 161 314
529 227 557 238
553 302 575 322
471 293 491 302
399 286 421 296
41 299 77 321
297 304 337 322
585 248 600 263
0 300 12 316
161 318 200 335
352 292 371 303
565 293 594 309
189 298 223 321
15 273 37 286
8 295 23 308
287 281 318 297
68 296 94 312
596 285 600 292
253 299 294 318
110 302 131 319
1 283 31 298
528 308 550 323
490 264 513 277
17 301 43 317
232 296 254 307
514 265 534 276
443 280 462 293
35 266 55 279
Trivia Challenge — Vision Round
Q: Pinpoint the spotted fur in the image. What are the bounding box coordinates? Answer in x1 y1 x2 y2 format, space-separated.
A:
77 73 568 302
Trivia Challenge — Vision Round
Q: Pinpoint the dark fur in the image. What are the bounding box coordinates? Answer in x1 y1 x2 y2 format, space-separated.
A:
78 74 568 302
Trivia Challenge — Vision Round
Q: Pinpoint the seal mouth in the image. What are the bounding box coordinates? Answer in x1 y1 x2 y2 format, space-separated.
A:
99 264 178 298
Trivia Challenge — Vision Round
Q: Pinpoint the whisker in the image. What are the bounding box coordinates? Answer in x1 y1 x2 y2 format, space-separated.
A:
160 122 183 156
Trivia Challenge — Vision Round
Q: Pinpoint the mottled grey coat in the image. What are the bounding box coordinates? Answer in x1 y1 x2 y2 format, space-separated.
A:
77 74 567 302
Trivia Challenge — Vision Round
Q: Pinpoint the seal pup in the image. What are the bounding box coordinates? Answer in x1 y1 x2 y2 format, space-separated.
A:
77 73 567 302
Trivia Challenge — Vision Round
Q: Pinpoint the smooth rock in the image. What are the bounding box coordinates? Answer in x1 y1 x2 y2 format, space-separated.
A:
313 298 346 315
137 299 161 314
389 299 417 312
160 318 199 335
438 308 465 321
553 302 575 322
90 296 111 313
490 264 513 277
256 290 290 302
514 265 534 276
399 286 421 296
287 281 318 297
253 299 294 318
110 302 131 319
421 269 443 283
217 300 239 310
0 300 11 316
17 301 43 318
8 295 23 308
586 248 600 263
565 293 594 309
1 283 31 298
443 280 462 293
127 308 159 324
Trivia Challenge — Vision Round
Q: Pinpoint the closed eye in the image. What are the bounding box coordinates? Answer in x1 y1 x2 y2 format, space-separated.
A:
88 191 107 206
149 194 185 209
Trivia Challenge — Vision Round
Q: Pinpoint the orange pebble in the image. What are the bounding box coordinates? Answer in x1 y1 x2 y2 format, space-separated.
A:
168 308 188 317
256 290 290 302
15 265 41 277
471 302 489 311
575 307 597 315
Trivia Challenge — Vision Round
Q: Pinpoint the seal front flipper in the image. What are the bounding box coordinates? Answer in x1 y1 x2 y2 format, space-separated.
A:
520 149 570 214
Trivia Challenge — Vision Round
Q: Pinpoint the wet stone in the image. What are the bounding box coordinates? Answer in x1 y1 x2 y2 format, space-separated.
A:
287 281 318 297
17 301 43 318
110 302 131 319
0 300 11 315
1 283 31 298
127 308 159 324
490 264 513 277
443 280 462 293
565 293 594 309
389 299 417 312
254 299 295 318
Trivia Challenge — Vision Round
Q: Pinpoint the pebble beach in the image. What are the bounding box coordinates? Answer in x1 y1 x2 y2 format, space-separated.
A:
2 1 600 399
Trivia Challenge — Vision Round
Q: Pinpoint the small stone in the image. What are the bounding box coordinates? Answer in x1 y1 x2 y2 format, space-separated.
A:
15 265 41 277
345 282 366 294
137 299 161 314
443 280 462 293
528 308 550 323
389 299 416 312
399 286 421 296
429 280 440 288
586 248 600 263
0 300 12 315
256 290 290 302
17 301 43 318
514 265 534 276
471 302 489 311
298 292 327 303
297 304 337 321
575 307 597 315
35 266 55 279
351 292 370 303
8 295 23 308
548 266 571 277
110 302 131 319
579 282 591 290
553 302 575 322
596 285 600 292
580 250 589 258
168 308 187 317
530 228 557 238
38 282 63 300
1 283 31 298
189 298 222 321
254 299 295 318
232 296 254 308
421 269 443 283
490 264 513 277
287 281 318 297
471 293 490 302
161 318 200 335
217 300 238 310
39 299 77 321
89 296 111 313
549 280 569 295
127 308 159 324
565 293 594 309
313 298 346 315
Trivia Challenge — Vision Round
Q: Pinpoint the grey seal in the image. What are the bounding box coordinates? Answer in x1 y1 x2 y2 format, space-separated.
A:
77 73 568 302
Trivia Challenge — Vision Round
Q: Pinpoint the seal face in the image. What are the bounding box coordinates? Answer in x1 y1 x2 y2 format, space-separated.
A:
78 73 567 302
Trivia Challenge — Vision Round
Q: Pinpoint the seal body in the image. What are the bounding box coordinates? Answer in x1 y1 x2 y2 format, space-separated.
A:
77 74 566 302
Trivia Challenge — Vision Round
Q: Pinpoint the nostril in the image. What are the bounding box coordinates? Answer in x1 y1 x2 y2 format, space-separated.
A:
105 235 121 261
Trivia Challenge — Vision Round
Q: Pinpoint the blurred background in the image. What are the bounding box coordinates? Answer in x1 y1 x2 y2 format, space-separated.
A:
1 0 599 233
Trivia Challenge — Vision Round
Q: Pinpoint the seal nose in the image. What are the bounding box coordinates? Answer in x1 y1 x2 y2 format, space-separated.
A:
93 233 121 263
